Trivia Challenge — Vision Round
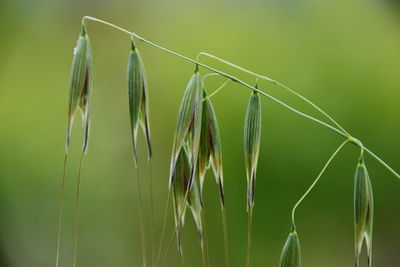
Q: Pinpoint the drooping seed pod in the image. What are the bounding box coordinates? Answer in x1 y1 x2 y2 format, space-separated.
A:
169 66 203 189
172 148 191 256
198 90 224 205
354 155 374 267
244 89 261 210
279 224 302 267
66 24 93 153
127 39 152 166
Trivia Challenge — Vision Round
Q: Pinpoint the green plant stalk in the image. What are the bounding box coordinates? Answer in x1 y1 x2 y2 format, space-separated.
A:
80 16 400 181
291 140 349 225
136 167 147 267
246 205 254 267
73 152 85 267
220 204 230 267
148 160 155 267
156 189 171 267
55 153 68 267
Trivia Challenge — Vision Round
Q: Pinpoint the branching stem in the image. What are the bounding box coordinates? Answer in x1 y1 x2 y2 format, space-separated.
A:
81 16 400 180
291 140 349 225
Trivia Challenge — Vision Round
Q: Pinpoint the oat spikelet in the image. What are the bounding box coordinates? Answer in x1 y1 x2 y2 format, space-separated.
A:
127 39 152 166
169 66 203 189
354 155 374 267
171 149 190 256
279 224 302 267
198 90 224 205
66 24 93 153
244 89 261 210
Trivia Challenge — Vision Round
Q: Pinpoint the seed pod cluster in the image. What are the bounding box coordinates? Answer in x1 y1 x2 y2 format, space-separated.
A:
244 89 261 210
198 91 224 205
66 25 93 153
127 39 152 166
279 224 302 267
354 155 374 267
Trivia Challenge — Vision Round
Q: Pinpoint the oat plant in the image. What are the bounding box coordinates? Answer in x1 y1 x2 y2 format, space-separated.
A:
57 16 400 267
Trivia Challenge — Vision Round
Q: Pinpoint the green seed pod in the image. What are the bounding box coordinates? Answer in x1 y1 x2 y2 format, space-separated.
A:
279 225 302 267
244 90 261 210
127 39 152 167
172 148 191 256
198 91 224 205
66 24 93 153
354 155 374 267
169 66 203 189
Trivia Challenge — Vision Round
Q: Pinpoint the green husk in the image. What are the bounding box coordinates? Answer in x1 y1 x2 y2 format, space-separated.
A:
127 39 152 166
171 148 204 255
169 66 202 188
279 224 302 267
66 24 93 153
244 90 261 210
198 91 224 205
354 155 374 267
172 149 191 256
188 170 204 248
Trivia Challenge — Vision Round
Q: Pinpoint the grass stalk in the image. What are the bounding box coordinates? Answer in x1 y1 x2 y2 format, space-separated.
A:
73 152 84 267
246 205 254 267
220 204 230 267
55 153 68 267
135 166 147 267
156 189 171 267
291 140 349 224
148 160 155 267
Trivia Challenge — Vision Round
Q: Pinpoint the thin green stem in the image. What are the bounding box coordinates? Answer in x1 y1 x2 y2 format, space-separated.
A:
162 189 191 264
201 210 210 267
246 205 254 267
156 189 171 267
364 146 400 179
55 153 68 267
136 167 147 267
196 52 350 136
82 16 400 179
291 140 349 224
73 152 84 267
207 80 230 100
82 16 132 35
148 160 155 267
220 204 230 267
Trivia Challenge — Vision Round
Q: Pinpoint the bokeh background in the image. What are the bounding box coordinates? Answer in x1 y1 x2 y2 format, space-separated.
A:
1 0 400 266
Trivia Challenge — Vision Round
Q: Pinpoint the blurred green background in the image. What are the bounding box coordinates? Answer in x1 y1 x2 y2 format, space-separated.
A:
1 0 400 266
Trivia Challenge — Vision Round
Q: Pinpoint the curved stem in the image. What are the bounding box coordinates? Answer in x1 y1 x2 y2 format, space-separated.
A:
205 80 230 100
81 16 400 180
196 52 350 136
291 140 349 224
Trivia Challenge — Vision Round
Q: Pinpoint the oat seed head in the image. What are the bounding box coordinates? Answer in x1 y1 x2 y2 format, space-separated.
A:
66 24 93 154
354 156 374 267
